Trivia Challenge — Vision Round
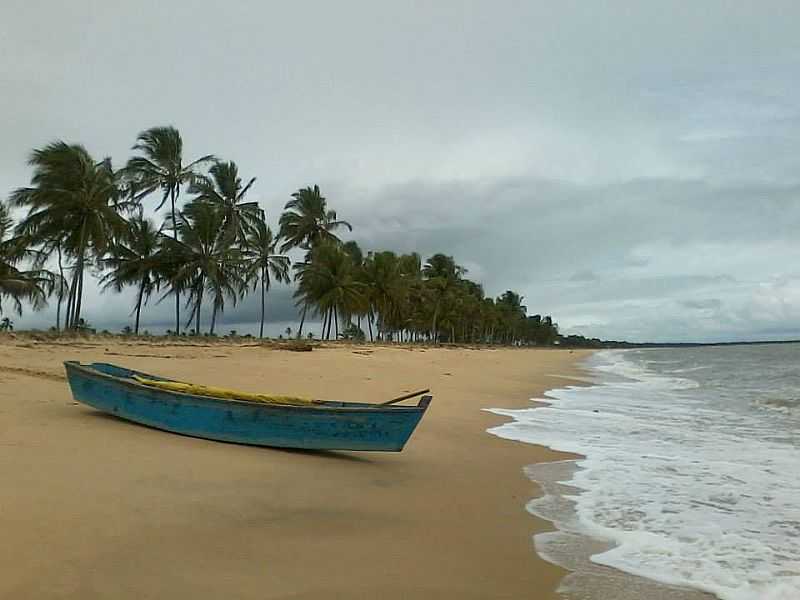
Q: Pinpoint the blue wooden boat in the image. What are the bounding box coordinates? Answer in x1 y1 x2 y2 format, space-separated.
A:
63 362 432 452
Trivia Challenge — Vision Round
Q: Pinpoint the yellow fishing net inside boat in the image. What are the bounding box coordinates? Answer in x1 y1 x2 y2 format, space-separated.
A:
132 376 318 406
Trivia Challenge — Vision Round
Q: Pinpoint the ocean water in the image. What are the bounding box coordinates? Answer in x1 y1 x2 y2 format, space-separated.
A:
487 344 800 600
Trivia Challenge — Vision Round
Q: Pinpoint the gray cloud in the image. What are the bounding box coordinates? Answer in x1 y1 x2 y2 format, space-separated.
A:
680 299 723 311
3 1 800 342
570 270 599 283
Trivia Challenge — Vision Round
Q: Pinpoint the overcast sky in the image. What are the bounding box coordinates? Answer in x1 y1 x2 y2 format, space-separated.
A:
2 1 799 342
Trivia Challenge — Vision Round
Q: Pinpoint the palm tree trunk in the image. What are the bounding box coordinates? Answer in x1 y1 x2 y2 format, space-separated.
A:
325 306 334 340
334 307 339 340
65 269 77 329
431 302 440 344
367 311 373 342
64 268 76 330
56 243 64 332
297 302 308 338
73 252 86 329
184 303 195 332
171 186 181 335
259 270 266 339
134 279 145 335
69 223 88 330
210 303 218 336
195 279 203 335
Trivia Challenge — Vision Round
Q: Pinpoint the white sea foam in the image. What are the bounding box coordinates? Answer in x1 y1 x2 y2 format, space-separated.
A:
487 349 800 600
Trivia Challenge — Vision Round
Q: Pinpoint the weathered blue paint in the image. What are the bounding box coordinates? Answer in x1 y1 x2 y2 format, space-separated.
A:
64 362 432 452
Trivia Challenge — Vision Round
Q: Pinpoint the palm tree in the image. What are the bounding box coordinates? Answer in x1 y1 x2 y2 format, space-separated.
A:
341 241 370 335
294 242 364 340
278 185 348 336
278 185 352 337
189 161 260 245
342 240 364 266
397 253 423 341
10 142 126 328
0 201 54 318
205 258 244 336
448 279 484 343
242 213 290 338
422 254 465 343
361 251 408 340
125 126 214 334
481 297 499 343
12 233 70 331
99 215 161 334
278 185 352 253
165 201 245 335
496 290 527 344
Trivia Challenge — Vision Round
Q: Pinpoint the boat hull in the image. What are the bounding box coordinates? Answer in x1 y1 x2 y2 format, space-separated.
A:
64 362 431 452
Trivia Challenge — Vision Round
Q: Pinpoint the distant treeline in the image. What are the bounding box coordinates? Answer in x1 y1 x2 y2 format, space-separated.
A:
558 336 800 349
1 126 566 345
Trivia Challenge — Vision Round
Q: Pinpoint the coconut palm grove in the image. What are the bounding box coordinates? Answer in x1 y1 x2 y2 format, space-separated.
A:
0 125 569 345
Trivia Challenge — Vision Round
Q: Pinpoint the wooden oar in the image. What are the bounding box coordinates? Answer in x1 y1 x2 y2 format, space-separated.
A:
380 388 430 406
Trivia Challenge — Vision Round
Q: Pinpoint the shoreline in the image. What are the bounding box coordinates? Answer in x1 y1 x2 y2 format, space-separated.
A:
1 338 592 599
495 348 718 600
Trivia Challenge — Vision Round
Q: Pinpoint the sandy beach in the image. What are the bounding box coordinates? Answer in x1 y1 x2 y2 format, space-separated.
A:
0 336 590 599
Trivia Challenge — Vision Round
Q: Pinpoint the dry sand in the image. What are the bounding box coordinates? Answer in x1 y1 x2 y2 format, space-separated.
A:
0 336 591 599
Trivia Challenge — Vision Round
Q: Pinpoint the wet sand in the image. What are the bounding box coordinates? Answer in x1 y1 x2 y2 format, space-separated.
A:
0 337 590 599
